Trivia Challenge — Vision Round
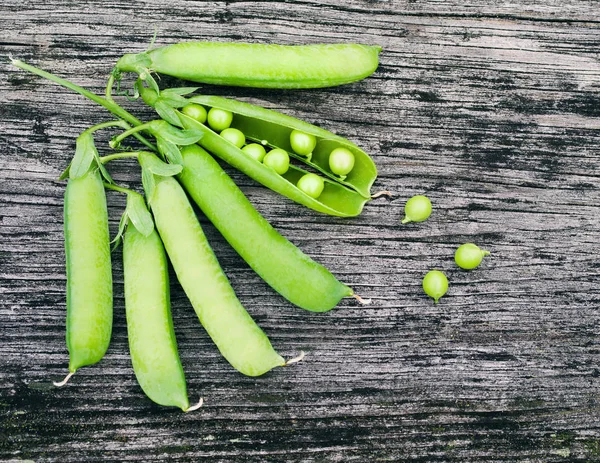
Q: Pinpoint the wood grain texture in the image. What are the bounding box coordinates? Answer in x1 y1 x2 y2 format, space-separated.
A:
1 1 599 462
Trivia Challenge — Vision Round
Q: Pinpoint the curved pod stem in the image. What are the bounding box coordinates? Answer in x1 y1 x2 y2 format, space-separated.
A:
146 171 284 377
178 145 353 312
123 224 191 410
64 168 113 374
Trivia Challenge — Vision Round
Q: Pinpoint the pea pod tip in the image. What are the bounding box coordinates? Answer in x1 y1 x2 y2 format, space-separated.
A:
53 371 75 387
183 397 204 412
353 294 372 305
284 351 306 366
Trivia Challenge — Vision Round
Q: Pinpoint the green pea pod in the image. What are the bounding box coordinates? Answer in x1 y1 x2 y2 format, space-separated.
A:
114 42 381 89
64 167 112 375
140 153 285 376
123 220 192 411
178 114 370 217
178 144 353 312
188 94 377 199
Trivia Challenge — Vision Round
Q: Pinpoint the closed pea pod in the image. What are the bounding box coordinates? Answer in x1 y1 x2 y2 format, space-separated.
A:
63 169 112 377
115 187 201 411
58 132 113 384
53 122 133 386
140 153 285 376
178 144 355 312
124 225 191 408
113 42 381 90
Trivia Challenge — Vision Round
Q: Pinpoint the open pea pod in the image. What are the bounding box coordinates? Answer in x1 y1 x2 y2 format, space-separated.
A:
187 95 376 200
178 112 367 217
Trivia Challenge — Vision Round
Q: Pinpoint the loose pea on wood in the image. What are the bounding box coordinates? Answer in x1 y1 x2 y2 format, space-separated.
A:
454 243 490 270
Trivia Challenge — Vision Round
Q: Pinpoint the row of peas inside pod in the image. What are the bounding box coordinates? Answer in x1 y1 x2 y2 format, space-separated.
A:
181 103 356 200
136 85 380 217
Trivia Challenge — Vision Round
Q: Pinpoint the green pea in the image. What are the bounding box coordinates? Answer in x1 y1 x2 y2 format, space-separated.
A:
61 168 113 381
181 103 207 124
179 145 353 312
328 147 355 177
207 107 233 132
454 243 490 270
422 270 448 304
115 42 381 89
290 130 316 157
241 143 267 162
263 148 290 175
401 195 432 224
297 173 325 199
220 127 245 148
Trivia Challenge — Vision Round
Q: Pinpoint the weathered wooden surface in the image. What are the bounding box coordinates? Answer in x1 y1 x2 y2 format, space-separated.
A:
1 1 600 461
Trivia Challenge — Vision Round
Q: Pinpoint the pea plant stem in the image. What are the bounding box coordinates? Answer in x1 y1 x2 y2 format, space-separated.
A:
10 59 156 151
86 120 130 133
110 123 153 148
102 182 136 195
100 151 150 164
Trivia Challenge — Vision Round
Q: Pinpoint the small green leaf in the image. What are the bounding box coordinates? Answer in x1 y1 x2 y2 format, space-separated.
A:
70 132 96 179
156 137 183 166
58 163 71 181
159 93 190 108
155 100 184 127
93 150 113 184
172 128 204 145
111 211 128 252
162 87 198 97
153 121 203 145
142 152 183 177
141 166 156 202
126 191 154 237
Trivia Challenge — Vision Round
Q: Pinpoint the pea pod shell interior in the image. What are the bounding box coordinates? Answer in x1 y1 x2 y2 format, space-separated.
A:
178 144 353 312
148 174 285 376
123 225 189 410
143 42 381 89
64 169 113 372
189 94 377 199
179 113 368 217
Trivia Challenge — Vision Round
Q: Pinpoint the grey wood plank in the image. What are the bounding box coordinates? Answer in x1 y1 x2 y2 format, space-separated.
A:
1 1 600 462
